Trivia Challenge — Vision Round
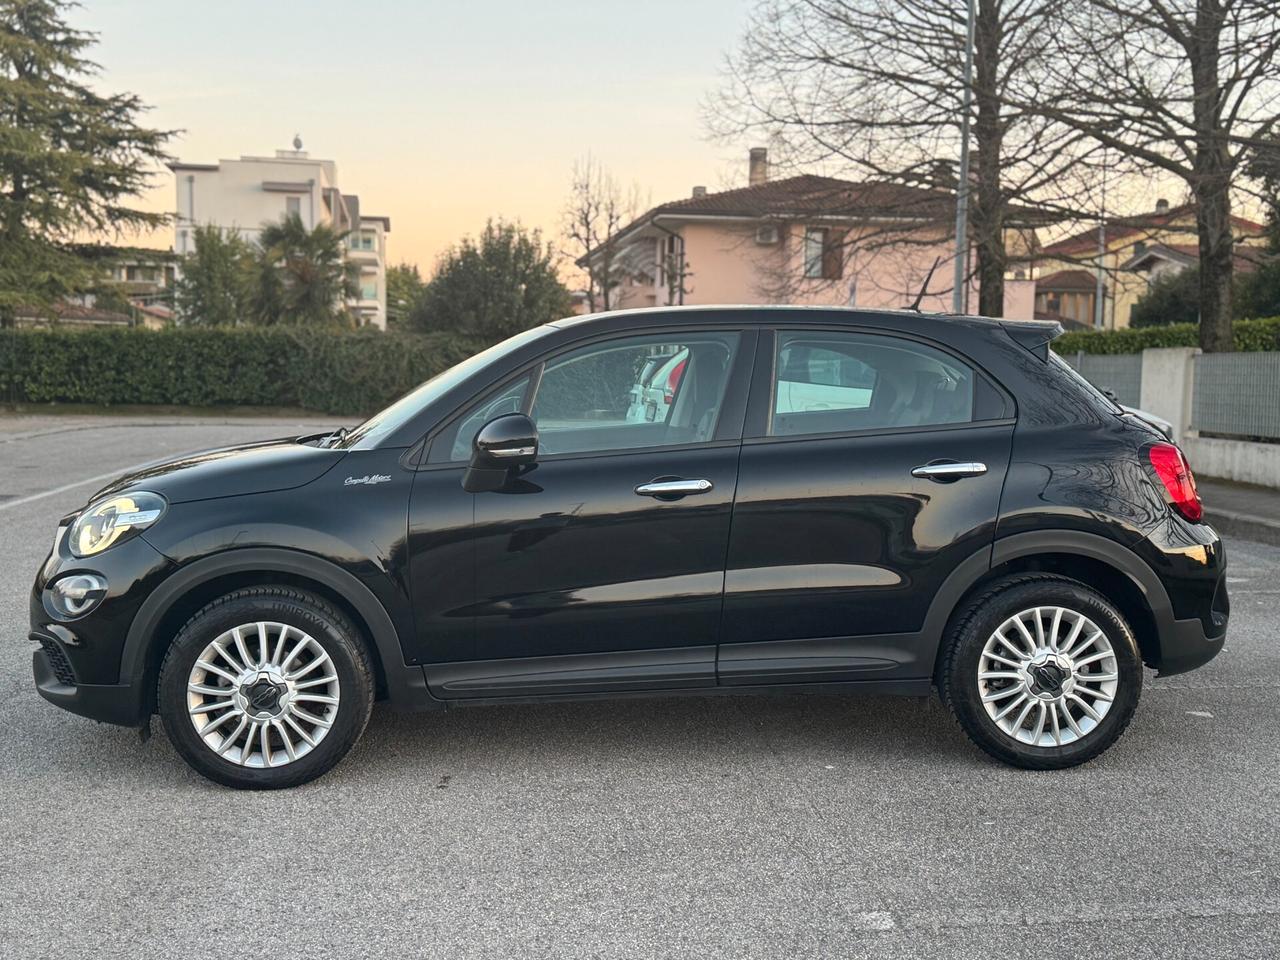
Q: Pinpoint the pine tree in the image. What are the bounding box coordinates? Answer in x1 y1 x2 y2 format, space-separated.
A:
0 1 172 325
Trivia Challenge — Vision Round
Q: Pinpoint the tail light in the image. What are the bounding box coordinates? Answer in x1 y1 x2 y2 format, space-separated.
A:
1148 443 1202 522
663 359 687 404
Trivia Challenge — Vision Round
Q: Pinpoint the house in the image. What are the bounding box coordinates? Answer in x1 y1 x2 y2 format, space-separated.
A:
579 148 1039 319
167 142 392 328
1035 199 1267 329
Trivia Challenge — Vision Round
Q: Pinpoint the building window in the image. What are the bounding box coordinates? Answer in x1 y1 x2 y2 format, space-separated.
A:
803 227 845 280
286 196 301 217
351 231 376 251
360 281 378 301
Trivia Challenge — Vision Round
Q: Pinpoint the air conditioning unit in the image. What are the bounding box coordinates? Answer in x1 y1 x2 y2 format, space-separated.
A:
755 224 780 245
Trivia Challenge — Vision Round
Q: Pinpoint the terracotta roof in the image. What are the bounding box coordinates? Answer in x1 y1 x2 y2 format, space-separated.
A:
1043 203 1265 256
1038 269 1098 291
1119 242 1273 275
645 174 965 220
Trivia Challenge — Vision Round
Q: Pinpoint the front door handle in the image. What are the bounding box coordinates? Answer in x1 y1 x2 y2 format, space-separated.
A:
634 478 714 497
911 461 988 481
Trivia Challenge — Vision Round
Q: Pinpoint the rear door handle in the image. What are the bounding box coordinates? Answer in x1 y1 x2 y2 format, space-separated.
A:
911 461 988 481
635 478 714 497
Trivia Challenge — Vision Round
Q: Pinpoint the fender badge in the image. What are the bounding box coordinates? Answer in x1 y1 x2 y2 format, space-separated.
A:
344 474 392 486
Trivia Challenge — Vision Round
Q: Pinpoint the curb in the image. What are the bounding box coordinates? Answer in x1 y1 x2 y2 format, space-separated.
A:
1204 507 1280 548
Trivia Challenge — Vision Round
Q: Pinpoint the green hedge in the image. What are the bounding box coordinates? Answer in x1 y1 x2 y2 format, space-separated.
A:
1053 316 1280 355
0 327 487 415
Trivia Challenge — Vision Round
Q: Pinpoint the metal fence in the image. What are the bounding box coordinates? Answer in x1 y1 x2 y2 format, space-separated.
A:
1192 351 1280 441
1062 352 1144 407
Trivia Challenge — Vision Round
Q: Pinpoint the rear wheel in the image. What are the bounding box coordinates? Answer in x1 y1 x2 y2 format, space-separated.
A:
158 586 374 789
940 574 1142 769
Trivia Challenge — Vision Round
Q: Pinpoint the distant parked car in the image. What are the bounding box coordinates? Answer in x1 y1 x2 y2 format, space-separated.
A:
32 307 1228 788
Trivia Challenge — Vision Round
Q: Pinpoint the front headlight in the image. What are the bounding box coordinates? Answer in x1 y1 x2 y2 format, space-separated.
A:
69 492 167 557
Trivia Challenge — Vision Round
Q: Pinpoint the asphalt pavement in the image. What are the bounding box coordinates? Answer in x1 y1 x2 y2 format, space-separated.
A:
1 415 1277 959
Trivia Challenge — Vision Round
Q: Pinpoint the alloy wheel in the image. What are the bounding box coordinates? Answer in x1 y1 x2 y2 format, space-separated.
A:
977 605 1119 747
186 621 341 768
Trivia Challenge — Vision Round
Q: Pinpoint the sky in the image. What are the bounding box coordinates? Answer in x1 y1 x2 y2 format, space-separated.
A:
76 0 756 272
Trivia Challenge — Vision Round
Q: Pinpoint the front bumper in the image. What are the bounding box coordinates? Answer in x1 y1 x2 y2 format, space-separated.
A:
30 529 174 726
33 641 146 727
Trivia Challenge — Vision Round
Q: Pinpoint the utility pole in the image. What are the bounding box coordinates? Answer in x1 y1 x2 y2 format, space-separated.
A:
1095 152 1107 329
952 0 977 316
951 0 977 315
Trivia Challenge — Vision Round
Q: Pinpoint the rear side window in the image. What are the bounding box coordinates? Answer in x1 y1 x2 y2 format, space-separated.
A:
770 331 978 437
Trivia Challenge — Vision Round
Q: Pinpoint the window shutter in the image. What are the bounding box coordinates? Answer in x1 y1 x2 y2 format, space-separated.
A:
823 229 847 279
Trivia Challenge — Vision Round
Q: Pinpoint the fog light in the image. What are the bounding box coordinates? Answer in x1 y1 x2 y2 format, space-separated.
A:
47 574 108 620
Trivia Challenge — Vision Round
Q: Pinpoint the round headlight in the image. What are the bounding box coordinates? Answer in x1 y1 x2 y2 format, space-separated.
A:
48 573 109 620
69 492 166 557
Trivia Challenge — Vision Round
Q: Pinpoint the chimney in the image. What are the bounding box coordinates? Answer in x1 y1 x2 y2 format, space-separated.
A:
691 185 707 198
1155 198 1170 215
749 147 769 187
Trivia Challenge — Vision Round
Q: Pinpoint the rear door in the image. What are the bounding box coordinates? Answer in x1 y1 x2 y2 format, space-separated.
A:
719 327 1014 685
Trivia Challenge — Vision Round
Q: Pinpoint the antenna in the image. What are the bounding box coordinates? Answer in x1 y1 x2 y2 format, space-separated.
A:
909 256 943 312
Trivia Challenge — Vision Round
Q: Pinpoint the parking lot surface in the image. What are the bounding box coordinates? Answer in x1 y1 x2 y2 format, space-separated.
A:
1 416 1277 958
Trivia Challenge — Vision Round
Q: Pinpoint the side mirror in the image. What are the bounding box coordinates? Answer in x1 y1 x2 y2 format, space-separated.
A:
463 413 538 492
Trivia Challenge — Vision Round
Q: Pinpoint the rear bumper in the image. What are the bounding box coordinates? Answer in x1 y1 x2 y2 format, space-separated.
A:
1158 613 1227 676
32 638 146 728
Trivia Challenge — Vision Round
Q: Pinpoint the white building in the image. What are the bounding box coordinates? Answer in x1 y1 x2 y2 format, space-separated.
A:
168 146 391 328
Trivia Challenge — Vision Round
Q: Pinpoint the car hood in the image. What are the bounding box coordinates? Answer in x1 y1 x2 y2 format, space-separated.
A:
88 437 346 506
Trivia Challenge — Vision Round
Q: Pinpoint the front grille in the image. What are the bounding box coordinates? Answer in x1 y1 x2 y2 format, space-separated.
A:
39 638 76 686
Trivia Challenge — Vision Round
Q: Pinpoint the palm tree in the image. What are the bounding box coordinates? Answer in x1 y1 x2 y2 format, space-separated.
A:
253 213 359 328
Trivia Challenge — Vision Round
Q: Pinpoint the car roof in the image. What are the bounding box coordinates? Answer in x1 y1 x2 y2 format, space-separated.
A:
548 304 1063 342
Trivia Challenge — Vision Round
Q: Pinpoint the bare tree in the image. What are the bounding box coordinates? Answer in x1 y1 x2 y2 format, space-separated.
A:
710 0 1098 316
562 156 643 313
1025 0 1280 351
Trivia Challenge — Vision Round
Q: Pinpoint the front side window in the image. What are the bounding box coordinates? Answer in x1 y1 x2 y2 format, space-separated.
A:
771 331 975 437
435 332 740 461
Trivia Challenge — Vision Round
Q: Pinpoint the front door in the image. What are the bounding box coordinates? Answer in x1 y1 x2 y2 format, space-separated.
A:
719 327 1014 685
412 328 756 699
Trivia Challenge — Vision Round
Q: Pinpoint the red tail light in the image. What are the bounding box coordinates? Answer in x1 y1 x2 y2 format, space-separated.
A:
1148 443 1202 522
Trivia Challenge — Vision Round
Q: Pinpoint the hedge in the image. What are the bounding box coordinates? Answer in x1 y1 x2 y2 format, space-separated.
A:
1053 316 1280 356
0 327 487 415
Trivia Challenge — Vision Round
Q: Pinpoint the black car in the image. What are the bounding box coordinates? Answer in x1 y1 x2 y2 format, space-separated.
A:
31 307 1228 788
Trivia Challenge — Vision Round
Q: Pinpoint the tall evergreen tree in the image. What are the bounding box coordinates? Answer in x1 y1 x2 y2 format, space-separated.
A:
0 0 172 325
174 224 252 326
413 220 572 339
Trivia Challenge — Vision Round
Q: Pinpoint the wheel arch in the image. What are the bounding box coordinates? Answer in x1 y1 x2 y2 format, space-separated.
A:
122 547 436 718
925 531 1173 677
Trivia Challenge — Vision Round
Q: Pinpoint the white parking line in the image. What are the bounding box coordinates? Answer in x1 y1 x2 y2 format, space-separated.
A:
0 464 148 513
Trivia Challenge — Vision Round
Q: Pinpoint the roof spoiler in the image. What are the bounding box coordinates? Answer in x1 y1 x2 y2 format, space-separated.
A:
1000 320 1063 362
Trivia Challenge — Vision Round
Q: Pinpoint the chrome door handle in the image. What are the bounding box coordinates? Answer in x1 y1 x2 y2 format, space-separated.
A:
911 461 988 481
634 478 714 497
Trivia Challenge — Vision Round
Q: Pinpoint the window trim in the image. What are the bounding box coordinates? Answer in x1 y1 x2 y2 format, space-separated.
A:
417 325 758 469
743 326 1014 441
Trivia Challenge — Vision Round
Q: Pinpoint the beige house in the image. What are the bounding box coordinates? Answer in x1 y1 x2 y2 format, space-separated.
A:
581 149 1039 320
168 144 392 328
1035 200 1267 329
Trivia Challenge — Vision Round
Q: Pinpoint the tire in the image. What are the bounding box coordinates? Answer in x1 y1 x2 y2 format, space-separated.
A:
158 586 374 789
940 574 1142 769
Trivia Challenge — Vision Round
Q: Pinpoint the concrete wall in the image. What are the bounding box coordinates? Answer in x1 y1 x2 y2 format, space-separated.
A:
1136 346 1280 488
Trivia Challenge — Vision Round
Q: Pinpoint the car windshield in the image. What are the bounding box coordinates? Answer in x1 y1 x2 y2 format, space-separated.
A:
340 325 557 449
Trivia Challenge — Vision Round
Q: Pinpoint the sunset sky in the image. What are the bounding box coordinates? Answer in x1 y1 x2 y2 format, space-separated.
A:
77 0 756 274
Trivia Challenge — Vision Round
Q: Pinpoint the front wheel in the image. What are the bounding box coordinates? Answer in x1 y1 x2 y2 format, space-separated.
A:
940 574 1143 769
158 586 374 789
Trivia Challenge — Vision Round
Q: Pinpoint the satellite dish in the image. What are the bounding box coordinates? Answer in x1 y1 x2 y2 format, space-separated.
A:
292 133 303 151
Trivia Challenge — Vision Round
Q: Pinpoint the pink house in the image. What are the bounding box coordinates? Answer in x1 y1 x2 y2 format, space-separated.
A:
581 149 1037 320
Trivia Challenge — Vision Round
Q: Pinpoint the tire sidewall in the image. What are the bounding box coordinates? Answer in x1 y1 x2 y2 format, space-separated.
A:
948 579 1142 768
159 590 372 789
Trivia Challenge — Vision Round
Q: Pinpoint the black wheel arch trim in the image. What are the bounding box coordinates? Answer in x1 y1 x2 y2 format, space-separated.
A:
120 547 438 714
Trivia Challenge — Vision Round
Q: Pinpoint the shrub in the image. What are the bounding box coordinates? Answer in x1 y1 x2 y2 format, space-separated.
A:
1053 316 1280 355
0 327 486 416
